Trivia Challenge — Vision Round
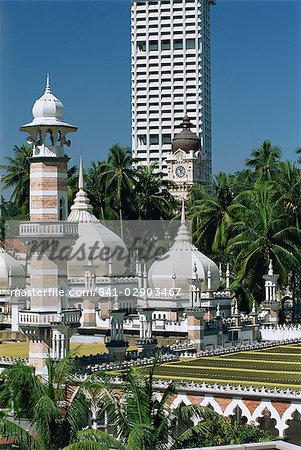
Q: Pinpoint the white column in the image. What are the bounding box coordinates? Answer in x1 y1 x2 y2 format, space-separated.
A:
226 263 230 289
11 303 19 332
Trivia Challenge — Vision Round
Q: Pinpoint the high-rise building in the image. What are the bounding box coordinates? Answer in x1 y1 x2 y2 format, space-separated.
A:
131 0 215 184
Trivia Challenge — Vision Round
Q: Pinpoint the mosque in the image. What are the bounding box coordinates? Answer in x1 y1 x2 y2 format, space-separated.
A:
0 77 284 375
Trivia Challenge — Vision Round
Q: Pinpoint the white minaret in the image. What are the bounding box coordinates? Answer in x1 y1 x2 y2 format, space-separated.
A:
131 0 215 183
21 74 77 222
19 76 80 376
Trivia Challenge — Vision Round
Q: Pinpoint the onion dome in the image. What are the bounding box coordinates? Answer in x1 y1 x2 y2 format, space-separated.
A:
172 114 201 154
67 157 128 277
148 200 219 293
20 74 77 131
0 247 25 290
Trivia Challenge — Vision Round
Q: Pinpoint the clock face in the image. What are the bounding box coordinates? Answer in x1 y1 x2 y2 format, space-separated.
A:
175 165 186 178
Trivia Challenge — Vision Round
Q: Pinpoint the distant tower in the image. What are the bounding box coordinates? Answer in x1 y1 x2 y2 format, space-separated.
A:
131 0 215 183
19 75 80 376
166 114 204 199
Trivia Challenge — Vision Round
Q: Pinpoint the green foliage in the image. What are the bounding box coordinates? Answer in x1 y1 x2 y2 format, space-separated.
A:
1 139 299 307
177 415 274 448
0 144 32 212
0 351 89 450
187 141 301 308
65 362 216 450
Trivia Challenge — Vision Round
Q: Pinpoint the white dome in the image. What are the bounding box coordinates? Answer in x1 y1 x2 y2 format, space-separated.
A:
32 74 64 124
0 248 25 290
148 208 219 293
67 156 128 277
67 222 128 277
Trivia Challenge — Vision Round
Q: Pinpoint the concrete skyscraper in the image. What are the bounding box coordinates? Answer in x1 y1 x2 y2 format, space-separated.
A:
131 0 215 184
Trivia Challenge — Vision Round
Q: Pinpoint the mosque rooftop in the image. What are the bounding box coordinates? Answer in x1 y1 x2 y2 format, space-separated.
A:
150 344 301 390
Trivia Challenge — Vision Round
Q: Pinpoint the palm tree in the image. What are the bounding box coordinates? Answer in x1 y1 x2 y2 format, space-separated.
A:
64 364 216 450
245 140 281 180
189 172 235 259
85 160 107 219
295 147 301 164
67 164 79 210
100 145 136 238
227 180 300 291
0 352 89 450
276 161 301 228
134 164 176 219
0 144 32 214
0 145 80 218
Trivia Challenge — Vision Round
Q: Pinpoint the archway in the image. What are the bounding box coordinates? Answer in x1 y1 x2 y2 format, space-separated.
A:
257 407 278 437
285 410 301 445
230 406 248 426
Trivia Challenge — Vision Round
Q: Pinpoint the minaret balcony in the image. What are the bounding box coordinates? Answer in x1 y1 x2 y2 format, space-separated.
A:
19 308 81 327
19 222 78 239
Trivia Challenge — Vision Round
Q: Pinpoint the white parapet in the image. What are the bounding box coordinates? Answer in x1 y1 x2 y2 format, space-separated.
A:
260 324 301 341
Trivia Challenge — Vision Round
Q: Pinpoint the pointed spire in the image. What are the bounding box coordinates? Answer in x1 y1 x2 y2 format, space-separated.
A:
79 154 84 190
268 259 274 276
181 197 185 224
68 155 98 223
219 263 223 282
226 263 230 290
45 73 51 94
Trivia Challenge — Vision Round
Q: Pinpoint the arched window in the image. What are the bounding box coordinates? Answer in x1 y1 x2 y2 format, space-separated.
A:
45 129 54 146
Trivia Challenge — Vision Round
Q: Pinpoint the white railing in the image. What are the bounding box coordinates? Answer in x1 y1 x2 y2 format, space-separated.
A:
19 222 78 237
71 373 300 400
19 309 81 325
260 324 301 341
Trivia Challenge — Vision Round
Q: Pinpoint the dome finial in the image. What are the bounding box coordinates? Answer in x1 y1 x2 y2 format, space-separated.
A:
79 154 84 190
181 197 185 224
45 73 51 94
181 113 191 129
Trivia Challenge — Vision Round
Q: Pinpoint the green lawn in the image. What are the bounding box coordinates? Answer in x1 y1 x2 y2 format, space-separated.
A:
0 341 137 358
0 341 108 358
150 344 301 390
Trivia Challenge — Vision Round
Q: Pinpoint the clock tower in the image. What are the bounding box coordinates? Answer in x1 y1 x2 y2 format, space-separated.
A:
166 114 204 199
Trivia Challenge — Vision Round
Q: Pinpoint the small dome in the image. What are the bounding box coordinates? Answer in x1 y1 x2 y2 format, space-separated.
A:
32 74 64 124
20 75 77 132
67 156 128 277
172 114 201 154
67 223 128 277
0 248 25 290
148 203 219 293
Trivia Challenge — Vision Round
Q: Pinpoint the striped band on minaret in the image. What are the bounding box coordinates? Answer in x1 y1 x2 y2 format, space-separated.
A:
30 158 68 222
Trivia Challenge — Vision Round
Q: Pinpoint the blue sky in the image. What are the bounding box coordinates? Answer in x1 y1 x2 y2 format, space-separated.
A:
0 0 300 183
